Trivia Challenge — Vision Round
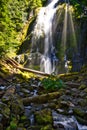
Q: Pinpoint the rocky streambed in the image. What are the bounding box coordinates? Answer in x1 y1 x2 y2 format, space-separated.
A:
0 69 87 130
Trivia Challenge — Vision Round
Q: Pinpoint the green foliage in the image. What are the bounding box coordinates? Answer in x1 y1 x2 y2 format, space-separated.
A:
70 0 87 18
29 0 47 10
41 75 65 90
10 121 17 130
74 3 82 18
0 0 47 57
0 0 28 56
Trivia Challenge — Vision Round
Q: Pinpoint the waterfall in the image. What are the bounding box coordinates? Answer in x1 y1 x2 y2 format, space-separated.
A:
31 0 59 74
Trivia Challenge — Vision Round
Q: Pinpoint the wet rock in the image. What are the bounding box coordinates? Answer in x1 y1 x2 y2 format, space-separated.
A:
15 84 21 93
59 95 71 101
65 89 71 95
68 109 73 115
79 91 87 98
0 114 3 122
78 99 87 107
60 101 69 109
0 123 3 130
48 102 57 109
18 92 25 97
0 91 5 98
57 108 65 113
21 88 30 95
75 116 87 125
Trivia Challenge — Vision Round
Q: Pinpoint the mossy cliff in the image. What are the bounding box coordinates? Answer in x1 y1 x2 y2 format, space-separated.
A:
0 0 47 56
17 2 87 68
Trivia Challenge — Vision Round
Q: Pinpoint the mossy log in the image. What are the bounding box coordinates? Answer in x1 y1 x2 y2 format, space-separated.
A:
6 57 50 76
22 92 60 105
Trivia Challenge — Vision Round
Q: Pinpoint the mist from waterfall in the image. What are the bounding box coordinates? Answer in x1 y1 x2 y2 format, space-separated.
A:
31 0 79 74
31 0 59 74
61 2 68 53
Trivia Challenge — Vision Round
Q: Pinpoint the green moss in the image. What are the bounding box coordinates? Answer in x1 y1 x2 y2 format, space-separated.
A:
6 126 10 130
20 115 27 122
10 121 17 130
41 125 54 130
35 109 52 125
73 108 85 118
84 88 87 93
79 84 86 90
79 99 87 107
2 107 10 118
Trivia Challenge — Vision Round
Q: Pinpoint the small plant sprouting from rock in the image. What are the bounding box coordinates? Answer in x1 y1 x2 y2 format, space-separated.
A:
41 75 65 90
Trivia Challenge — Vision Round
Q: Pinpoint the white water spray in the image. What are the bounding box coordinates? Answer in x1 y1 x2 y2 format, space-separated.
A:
31 0 59 74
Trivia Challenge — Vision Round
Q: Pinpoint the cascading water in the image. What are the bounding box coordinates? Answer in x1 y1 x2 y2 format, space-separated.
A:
31 0 59 74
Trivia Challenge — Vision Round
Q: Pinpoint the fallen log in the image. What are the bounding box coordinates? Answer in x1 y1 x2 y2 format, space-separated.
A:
6 57 20 68
22 91 60 105
18 66 50 76
6 57 50 76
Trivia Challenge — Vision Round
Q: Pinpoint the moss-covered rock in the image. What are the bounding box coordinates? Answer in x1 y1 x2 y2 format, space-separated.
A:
20 115 28 123
84 88 87 93
40 124 54 130
79 84 86 90
35 109 52 125
11 95 24 115
10 121 17 130
78 99 87 107
2 107 10 119
73 108 87 120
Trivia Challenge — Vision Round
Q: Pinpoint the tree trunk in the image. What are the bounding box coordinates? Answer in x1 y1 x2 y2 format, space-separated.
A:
22 91 60 105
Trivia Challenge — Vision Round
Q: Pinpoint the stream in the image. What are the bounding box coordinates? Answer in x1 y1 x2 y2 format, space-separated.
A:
0 75 87 129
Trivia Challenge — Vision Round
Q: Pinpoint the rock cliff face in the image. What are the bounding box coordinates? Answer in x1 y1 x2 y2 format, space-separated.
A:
17 2 87 73
79 19 87 63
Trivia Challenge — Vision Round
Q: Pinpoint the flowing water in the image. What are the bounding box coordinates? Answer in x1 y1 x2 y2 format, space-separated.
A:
52 111 87 130
29 0 82 74
31 0 59 74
